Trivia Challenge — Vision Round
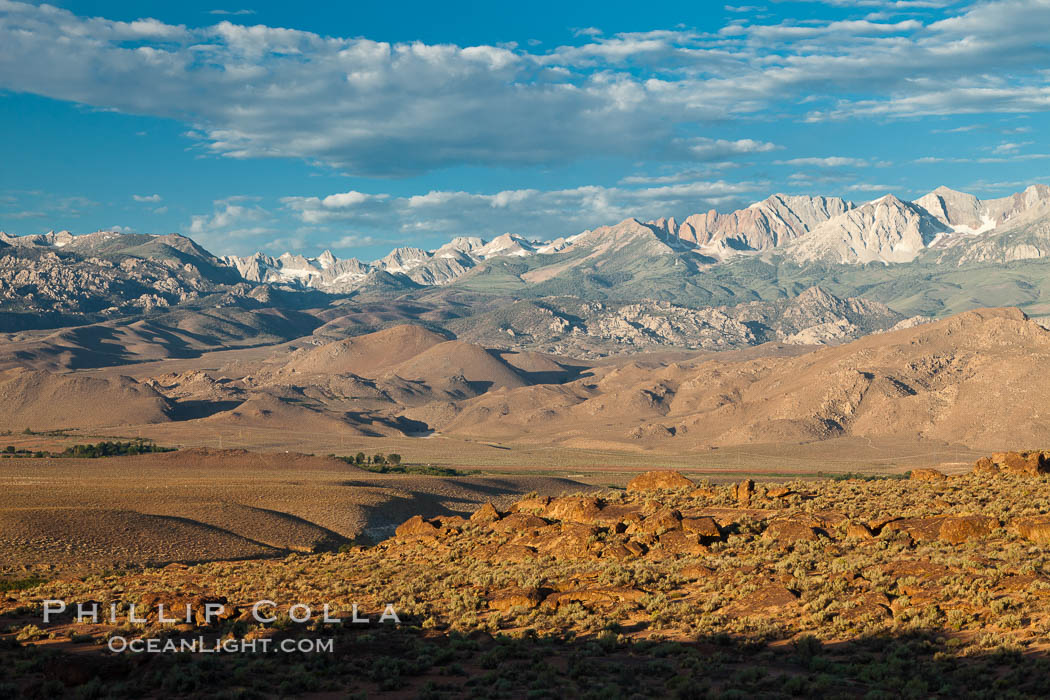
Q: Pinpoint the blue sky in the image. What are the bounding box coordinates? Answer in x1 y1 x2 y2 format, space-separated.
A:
2 0 1050 259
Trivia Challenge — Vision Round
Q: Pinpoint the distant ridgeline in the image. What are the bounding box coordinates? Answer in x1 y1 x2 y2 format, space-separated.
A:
3 184 1050 338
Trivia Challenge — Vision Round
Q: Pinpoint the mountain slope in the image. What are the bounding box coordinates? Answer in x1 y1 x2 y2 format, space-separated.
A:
280 325 450 377
788 195 951 264
422 307 1050 451
650 194 854 256
0 368 173 431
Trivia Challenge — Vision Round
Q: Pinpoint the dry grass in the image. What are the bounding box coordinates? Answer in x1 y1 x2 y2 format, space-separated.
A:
6 467 1050 697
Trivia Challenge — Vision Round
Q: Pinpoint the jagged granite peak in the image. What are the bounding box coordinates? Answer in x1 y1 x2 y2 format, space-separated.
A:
788 194 951 264
565 218 690 255
914 186 987 232
475 233 536 258
7 182 1050 305
224 250 371 292
986 184 1050 226
375 247 431 272
435 237 485 257
649 194 854 257
317 249 337 270
1 229 117 250
914 184 1050 237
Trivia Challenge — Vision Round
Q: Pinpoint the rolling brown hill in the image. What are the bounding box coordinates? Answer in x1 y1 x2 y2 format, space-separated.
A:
418 308 1050 451
197 393 387 436
386 340 529 392
280 324 448 376
0 368 173 431
6 309 1049 456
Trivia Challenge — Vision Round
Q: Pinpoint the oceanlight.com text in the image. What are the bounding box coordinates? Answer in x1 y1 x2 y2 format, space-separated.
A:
107 636 335 654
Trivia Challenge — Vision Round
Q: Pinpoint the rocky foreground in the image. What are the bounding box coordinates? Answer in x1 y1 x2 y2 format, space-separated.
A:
5 455 1050 697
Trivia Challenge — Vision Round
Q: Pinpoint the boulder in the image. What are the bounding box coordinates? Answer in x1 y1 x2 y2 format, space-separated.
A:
938 515 998 544
626 470 694 492
626 508 682 536
192 596 237 626
839 592 892 622
681 516 722 541
1013 515 1050 544
657 530 707 556
601 543 634 560
910 468 948 482
434 515 467 530
396 515 441 538
536 523 600 558
732 479 755 506
470 502 502 524
542 496 603 523
593 504 644 530
765 486 793 499
492 512 548 534
763 519 822 547
488 587 543 612
973 450 1050 477
881 515 997 544
541 587 645 610
972 456 998 476
623 540 647 557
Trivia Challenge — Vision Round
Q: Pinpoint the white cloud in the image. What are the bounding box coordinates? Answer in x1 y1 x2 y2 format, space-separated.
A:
282 180 764 240
775 156 870 167
187 197 273 249
846 183 898 191
132 193 162 202
992 141 1033 154
0 0 1048 178
683 138 780 159
619 165 742 185
332 234 390 248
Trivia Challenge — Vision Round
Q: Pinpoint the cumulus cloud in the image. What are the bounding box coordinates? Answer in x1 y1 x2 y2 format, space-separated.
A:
2 0 1050 177
132 194 162 202
683 138 780 159
187 197 274 249
282 180 763 240
775 156 870 167
992 141 1033 154
846 183 900 191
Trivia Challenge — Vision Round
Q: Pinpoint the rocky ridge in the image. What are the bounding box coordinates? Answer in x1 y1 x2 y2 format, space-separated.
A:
447 286 917 357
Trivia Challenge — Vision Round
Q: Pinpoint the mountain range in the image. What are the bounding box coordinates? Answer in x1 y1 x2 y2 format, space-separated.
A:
5 184 1050 459
211 183 1050 291
4 183 1050 359
4 185 1050 299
